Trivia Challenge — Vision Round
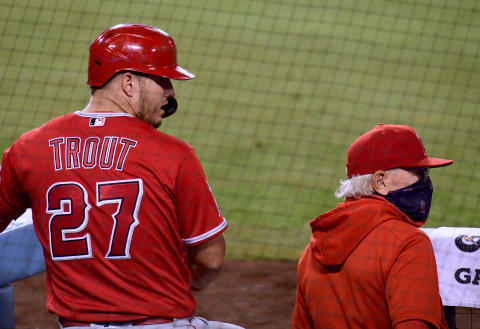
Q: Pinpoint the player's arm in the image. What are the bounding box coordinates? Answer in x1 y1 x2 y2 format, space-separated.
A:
187 233 226 290
176 148 227 289
0 146 30 232
292 289 314 329
292 256 314 329
387 232 448 329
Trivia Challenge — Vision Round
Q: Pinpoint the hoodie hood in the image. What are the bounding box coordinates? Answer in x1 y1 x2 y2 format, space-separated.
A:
309 195 424 267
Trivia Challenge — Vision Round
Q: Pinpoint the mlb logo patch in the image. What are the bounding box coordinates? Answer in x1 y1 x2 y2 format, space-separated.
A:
89 117 106 127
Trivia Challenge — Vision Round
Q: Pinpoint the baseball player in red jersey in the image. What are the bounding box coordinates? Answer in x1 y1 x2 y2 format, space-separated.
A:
0 23 243 329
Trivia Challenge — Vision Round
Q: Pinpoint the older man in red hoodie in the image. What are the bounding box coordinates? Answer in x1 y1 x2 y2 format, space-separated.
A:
292 124 452 329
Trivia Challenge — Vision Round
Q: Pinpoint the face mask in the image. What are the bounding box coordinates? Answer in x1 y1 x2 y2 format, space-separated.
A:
384 176 433 221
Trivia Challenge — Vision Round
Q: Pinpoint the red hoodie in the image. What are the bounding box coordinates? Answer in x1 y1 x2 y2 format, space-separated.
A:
292 195 448 329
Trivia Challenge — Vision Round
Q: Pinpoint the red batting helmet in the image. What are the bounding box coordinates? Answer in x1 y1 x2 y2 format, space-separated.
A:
87 23 195 87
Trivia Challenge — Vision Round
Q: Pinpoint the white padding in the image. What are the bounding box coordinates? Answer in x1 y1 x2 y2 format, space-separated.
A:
425 227 480 308
0 210 45 285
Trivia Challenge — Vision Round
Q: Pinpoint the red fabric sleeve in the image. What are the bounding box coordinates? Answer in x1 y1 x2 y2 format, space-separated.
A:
292 285 314 329
386 232 449 329
175 149 226 245
292 257 314 329
0 145 30 231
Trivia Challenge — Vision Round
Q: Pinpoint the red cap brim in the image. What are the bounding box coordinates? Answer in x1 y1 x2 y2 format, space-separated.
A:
407 157 453 168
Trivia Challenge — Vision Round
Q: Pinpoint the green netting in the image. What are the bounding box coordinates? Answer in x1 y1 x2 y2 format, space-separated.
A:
1 0 479 260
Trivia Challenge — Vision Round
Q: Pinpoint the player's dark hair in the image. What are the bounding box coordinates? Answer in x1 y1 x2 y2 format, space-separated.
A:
89 71 154 95
90 86 100 95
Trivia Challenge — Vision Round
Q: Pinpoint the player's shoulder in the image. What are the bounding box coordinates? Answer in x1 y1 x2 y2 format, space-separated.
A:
353 197 429 242
155 129 192 148
12 113 74 144
378 218 430 244
142 128 194 159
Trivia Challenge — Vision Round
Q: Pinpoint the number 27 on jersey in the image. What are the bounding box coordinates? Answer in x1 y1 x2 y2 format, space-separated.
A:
46 179 143 261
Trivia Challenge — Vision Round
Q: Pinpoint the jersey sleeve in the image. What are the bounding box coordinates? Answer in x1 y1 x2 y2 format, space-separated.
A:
175 148 227 245
0 144 30 231
386 231 449 329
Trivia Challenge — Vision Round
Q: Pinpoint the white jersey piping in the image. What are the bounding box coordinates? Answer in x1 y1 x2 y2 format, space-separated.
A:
74 111 134 118
182 218 228 245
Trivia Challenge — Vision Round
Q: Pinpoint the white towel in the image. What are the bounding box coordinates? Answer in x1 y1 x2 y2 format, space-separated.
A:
426 227 480 308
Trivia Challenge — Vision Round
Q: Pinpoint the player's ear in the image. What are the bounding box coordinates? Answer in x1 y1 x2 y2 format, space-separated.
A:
121 72 136 97
371 170 388 195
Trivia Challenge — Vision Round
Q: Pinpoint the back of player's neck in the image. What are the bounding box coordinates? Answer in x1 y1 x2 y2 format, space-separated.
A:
82 95 130 115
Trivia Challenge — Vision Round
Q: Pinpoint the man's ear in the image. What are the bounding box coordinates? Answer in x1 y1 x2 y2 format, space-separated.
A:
371 171 388 196
121 72 136 97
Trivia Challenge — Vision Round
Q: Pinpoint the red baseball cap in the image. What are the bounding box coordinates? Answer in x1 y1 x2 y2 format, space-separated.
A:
346 124 453 178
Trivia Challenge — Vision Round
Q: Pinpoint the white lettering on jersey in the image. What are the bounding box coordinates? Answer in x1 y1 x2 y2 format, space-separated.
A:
48 137 137 171
116 138 137 171
99 137 119 169
65 137 81 170
82 137 100 169
49 137 65 171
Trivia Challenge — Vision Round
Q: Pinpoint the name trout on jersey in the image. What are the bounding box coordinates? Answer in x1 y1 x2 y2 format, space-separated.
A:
48 136 137 171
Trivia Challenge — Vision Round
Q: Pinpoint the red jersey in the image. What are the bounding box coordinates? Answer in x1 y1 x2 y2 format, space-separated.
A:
0 111 227 322
292 195 448 329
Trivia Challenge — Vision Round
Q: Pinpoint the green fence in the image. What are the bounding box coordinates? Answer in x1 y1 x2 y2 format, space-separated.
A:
1 0 479 260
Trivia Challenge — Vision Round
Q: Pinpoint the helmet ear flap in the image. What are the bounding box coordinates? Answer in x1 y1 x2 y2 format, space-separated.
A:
161 97 178 118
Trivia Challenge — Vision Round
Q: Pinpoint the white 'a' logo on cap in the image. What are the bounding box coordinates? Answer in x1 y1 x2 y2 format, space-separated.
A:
415 131 427 156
